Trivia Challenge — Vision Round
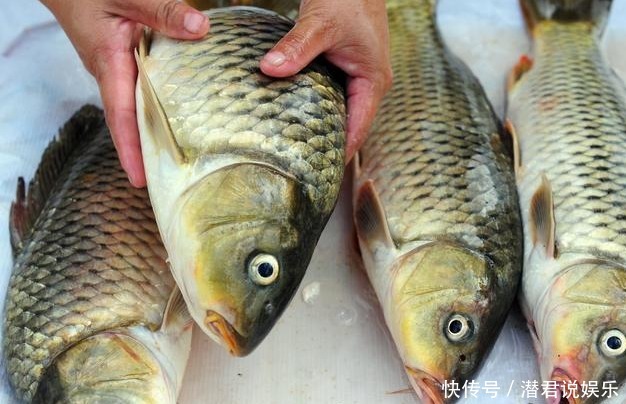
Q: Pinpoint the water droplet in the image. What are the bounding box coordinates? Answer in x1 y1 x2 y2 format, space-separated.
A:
335 306 358 326
301 281 321 305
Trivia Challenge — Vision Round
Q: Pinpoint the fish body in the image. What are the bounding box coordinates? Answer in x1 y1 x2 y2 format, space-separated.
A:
352 0 522 402
2 106 192 403
185 0 300 18
136 7 345 355
509 0 626 400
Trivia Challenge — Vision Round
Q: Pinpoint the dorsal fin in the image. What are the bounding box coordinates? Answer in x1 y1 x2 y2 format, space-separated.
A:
9 105 104 256
354 180 395 251
508 55 533 91
162 287 192 332
135 29 185 164
529 174 556 258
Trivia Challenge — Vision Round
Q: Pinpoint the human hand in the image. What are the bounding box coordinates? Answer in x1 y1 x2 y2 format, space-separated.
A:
41 0 210 187
260 0 392 163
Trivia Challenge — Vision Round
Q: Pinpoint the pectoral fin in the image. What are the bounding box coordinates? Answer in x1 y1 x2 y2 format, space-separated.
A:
162 287 192 332
529 174 556 258
508 55 533 91
354 180 395 251
135 30 185 164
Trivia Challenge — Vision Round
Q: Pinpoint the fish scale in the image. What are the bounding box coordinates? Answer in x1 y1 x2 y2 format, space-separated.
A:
511 22 626 261
509 0 626 395
145 8 345 214
3 107 176 401
352 0 522 399
359 0 519 260
137 6 345 356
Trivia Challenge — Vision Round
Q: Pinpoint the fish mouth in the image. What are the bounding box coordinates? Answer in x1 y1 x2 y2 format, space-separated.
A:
405 367 445 404
204 311 246 356
549 368 580 404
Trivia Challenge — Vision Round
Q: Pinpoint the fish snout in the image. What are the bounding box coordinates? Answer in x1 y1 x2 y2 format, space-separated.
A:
405 367 446 404
549 368 582 404
204 310 246 356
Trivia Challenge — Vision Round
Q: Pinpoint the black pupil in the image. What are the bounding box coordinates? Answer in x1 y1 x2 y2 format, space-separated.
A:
257 262 274 278
449 319 463 335
607 336 622 350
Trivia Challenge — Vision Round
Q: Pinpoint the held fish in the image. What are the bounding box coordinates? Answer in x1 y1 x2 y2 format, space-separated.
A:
2 106 192 403
184 0 300 18
135 7 346 356
508 0 626 401
352 0 522 402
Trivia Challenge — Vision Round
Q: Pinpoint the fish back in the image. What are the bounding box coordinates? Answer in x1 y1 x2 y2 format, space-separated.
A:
144 7 346 215
510 0 626 264
3 107 174 401
358 0 520 269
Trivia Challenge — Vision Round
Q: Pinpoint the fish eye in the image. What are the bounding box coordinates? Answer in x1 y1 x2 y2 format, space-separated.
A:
445 314 473 342
248 254 279 286
600 329 626 357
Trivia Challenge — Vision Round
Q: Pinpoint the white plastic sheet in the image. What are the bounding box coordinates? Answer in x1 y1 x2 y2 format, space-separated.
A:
1 1 625 403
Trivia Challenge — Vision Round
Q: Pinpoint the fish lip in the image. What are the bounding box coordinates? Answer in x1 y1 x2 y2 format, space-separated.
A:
549 368 581 404
204 310 247 356
405 367 445 404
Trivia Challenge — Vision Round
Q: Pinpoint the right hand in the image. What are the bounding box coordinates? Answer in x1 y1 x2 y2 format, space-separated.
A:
41 0 210 187
260 0 392 163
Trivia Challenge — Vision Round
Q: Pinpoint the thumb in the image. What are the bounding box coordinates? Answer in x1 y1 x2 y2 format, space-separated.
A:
260 16 335 78
118 0 209 39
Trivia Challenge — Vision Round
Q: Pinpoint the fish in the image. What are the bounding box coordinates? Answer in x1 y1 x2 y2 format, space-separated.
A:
135 6 346 356
184 0 300 18
2 106 192 403
352 0 522 402
508 0 626 401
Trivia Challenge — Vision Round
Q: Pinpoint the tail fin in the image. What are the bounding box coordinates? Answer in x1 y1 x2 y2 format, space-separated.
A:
520 0 612 32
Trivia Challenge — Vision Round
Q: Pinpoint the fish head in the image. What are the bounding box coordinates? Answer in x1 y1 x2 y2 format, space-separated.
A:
173 162 317 356
537 261 626 403
390 242 506 402
33 333 177 404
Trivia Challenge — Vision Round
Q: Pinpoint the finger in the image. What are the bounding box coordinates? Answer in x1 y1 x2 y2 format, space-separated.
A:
114 0 209 39
344 76 386 164
94 48 147 188
260 15 336 77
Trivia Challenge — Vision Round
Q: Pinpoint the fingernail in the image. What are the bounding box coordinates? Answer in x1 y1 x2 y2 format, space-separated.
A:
124 168 138 187
264 51 286 67
184 12 206 34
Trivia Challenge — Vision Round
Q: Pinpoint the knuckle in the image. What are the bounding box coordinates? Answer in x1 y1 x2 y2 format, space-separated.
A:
299 0 314 9
318 16 339 43
302 10 338 42
155 0 181 28
288 6 337 53
279 30 309 58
